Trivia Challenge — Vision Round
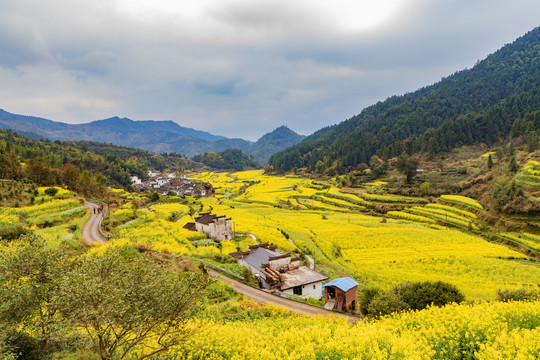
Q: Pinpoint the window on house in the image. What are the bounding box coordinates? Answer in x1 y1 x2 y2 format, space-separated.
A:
313 285 316 289
293 286 302 296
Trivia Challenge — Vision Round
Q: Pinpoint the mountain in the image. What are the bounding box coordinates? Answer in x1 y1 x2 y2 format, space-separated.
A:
0 110 304 162
270 26 540 173
250 126 306 164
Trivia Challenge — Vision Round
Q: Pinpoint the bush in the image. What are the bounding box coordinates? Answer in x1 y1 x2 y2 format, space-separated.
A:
367 291 408 317
362 281 465 318
44 187 59 197
497 288 540 302
359 287 381 315
0 330 42 360
397 281 465 311
0 223 29 242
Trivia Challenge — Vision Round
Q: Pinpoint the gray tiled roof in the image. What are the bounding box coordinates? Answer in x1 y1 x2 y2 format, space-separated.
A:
243 247 282 272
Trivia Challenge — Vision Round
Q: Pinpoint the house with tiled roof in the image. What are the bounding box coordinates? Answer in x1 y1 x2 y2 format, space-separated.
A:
231 243 328 299
183 212 232 240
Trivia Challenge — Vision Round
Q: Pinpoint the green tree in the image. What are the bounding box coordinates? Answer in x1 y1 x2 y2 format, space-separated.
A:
44 187 59 197
56 246 211 360
508 155 519 173
487 154 493 169
0 233 67 354
396 154 419 183
0 143 22 180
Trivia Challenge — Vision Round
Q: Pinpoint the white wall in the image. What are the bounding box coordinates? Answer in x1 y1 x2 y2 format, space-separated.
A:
282 281 324 299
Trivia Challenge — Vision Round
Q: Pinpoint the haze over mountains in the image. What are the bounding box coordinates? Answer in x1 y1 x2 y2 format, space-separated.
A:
0 110 304 164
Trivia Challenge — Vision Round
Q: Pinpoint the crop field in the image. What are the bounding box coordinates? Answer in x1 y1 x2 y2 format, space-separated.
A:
6 171 536 301
0 196 88 248
440 194 484 210
121 170 539 300
518 160 540 189
150 299 540 359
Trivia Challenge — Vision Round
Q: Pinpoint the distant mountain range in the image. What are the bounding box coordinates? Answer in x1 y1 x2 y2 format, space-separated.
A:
270 26 540 173
0 110 304 163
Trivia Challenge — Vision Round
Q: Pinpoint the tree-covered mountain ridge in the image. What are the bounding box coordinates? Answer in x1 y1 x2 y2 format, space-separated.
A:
0 110 304 163
269 26 540 173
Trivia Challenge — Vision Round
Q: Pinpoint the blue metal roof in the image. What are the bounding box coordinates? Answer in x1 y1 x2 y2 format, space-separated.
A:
323 277 358 292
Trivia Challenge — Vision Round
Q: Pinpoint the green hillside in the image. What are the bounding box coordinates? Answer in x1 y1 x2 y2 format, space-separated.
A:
0 129 200 197
270 27 540 173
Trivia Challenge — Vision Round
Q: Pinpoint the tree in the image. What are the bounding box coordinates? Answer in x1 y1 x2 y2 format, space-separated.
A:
0 233 67 354
0 143 22 180
508 155 519 173
396 154 419 183
369 155 387 177
56 246 211 360
44 187 59 197
487 154 493 169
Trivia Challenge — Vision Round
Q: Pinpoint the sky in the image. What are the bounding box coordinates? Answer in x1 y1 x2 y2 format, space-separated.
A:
0 0 539 141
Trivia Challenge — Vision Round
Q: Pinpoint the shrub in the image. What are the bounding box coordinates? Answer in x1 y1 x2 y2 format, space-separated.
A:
359 287 382 315
44 187 59 197
497 288 540 302
397 281 465 311
0 223 29 242
367 291 409 317
362 281 465 318
0 330 42 360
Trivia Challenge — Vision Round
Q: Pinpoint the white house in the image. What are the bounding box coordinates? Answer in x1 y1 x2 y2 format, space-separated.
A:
183 213 232 241
232 244 328 299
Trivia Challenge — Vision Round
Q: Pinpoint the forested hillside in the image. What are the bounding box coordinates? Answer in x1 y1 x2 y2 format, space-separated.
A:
270 27 540 173
192 148 259 171
0 129 199 197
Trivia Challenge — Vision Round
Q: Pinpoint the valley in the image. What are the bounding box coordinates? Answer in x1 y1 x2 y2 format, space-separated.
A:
0 23 539 360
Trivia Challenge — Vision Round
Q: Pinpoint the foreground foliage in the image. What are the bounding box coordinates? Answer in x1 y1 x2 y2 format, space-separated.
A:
0 235 210 360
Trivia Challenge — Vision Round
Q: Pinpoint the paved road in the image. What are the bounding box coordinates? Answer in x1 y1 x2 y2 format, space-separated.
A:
82 201 107 244
80 202 358 322
209 269 360 323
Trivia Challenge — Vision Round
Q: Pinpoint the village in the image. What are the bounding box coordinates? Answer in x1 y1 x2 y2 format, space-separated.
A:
183 210 359 313
130 170 214 198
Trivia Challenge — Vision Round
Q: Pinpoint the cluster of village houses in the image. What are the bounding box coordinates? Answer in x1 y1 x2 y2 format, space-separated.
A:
183 211 359 312
133 170 358 312
130 170 214 197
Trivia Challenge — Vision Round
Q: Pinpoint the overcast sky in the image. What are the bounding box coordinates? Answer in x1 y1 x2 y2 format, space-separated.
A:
0 0 539 140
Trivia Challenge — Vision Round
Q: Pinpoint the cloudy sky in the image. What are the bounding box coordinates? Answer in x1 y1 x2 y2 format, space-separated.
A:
1 0 539 140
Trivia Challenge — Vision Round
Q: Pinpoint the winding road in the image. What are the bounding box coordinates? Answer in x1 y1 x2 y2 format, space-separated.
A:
81 200 359 322
82 201 107 244
209 269 359 323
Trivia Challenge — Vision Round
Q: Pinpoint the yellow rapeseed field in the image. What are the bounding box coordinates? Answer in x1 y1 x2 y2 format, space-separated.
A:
177 171 540 300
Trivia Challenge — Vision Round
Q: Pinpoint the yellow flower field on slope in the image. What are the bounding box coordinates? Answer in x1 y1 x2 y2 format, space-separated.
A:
141 300 540 360
182 171 540 300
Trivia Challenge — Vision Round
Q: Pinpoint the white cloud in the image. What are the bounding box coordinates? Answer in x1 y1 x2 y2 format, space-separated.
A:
0 0 539 140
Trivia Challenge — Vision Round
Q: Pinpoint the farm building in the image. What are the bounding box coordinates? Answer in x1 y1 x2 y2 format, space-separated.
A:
324 277 359 312
231 244 328 299
183 212 232 241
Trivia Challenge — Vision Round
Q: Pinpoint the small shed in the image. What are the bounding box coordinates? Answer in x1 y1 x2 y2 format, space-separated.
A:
324 277 359 312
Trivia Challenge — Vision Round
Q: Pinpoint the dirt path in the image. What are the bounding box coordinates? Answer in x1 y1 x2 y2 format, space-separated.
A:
82 201 107 244
208 269 360 323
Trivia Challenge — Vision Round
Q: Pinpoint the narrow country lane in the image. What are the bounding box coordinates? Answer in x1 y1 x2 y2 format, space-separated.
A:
82 201 107 244
208 269 360 323
80 201 358 322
